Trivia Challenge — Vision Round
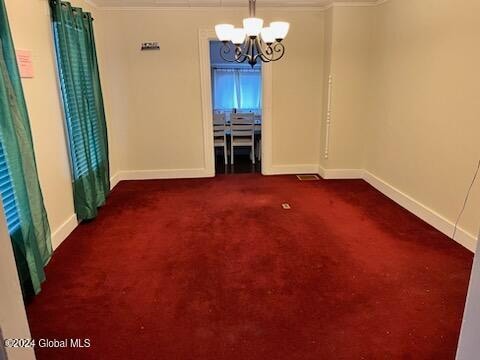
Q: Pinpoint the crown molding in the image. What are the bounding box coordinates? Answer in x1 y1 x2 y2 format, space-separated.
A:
324 0 389 10
86 0 390 10
101 6 327 11
83 0 99 8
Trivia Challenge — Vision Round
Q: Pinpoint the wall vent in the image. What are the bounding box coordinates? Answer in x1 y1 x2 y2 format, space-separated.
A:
296 174 320 181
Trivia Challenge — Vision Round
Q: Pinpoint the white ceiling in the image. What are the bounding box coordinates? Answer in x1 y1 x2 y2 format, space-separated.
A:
91 0 377 8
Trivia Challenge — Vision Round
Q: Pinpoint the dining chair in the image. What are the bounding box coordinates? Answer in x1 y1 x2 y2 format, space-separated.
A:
213 112 228 165
230 113 255 165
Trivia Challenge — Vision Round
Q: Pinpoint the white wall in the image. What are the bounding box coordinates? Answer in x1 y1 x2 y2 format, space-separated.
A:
318 0 480 250
3 1 480 356
100 8 325 175
320 5 372 171
457 233 480 359
0 4 109 357
5 0 480 252
4 0 112 249
0 205 35 360
365 0 480 246
3 2 327 248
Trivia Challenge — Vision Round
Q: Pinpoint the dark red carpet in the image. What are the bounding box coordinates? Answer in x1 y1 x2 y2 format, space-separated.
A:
27 174 473 359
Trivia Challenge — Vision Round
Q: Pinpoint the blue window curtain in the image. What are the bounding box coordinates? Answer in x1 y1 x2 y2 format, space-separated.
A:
0 0 52 296
212 68 261 110
237 70 261 109
213 69 237 110
51 0 110 221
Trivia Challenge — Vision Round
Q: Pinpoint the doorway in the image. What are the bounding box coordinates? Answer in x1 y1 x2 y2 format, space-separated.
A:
198 29 272 177
209 41 262 174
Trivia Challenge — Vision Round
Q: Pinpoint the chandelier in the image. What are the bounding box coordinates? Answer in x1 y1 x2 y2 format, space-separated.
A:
214 0 290 68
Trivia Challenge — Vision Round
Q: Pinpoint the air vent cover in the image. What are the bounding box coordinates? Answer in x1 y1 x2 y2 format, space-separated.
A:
296 174 320 181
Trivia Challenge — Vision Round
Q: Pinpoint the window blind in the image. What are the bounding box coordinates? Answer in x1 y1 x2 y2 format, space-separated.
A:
0 141 20 234
53 23 102 180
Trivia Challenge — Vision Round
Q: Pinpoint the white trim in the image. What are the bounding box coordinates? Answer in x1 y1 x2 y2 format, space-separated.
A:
102 6 328 11
456 232 480 359
263 164 320 176
90 0 386 10
324 74 333 159
118 168 213 181
110 172 121 190
363 171 477 252
324 1 375 9
261 63 273 175
316 167 476 252
83 0 99 8
198 29 216 176
51 214 78 251
319 167 363 180
50 168 209 251
52 166 476 253
198 29 273 177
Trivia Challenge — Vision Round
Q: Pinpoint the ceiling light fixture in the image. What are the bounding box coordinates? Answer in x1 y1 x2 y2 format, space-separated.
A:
214 0 290 68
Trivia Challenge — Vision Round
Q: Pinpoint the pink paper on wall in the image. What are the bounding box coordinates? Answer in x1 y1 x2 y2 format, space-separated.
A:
16 49 34 78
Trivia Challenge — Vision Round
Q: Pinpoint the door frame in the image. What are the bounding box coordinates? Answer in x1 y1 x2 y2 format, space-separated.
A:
198 29 273 176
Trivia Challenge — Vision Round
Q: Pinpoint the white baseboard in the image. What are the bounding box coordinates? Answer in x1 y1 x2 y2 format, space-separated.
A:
319 167 364 180
51 168 211 252
316 166 476 252
263 164 320 175
51 214 78 251
54 165 477 253
110 172 121 190
363 171 477 252
118 168 214 181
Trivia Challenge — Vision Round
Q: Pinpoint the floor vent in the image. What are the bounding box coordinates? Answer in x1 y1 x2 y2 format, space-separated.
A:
296 174 320 181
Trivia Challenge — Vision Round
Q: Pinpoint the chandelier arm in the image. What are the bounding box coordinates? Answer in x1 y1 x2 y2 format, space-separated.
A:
257 51 273 63
258 41 286 62
245 37 256 67
234 43 249 64
256 38 277 63
216 0 287 67
219 42 239 63
253 38 272 64
271 42 286 61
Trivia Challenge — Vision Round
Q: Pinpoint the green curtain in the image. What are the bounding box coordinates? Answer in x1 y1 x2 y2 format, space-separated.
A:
0 0 52 295
51 1 110 220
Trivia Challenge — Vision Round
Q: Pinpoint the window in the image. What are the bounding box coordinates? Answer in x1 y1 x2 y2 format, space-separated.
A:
212 68 262 111
0 140 20 234
51 3 110 221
